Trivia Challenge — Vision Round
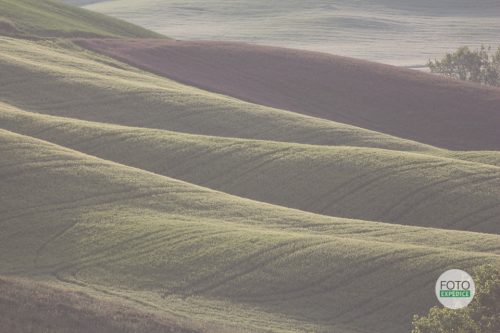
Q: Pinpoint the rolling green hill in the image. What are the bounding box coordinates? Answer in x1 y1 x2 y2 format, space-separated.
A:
0 37 435 152
0 0 162 38
75 38 500 150
2 102 500 233
1 129 499 333
1 34 500 332
1 1 499 332
3 37 500 165
0 276 200 333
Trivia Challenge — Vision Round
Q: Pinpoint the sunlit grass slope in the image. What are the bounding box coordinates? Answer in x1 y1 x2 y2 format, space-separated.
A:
2 37 500 165
1 129 500 333
2 102 500 233
0 37 437 152
0 0 162 38
1 3 499 332
75 38 500 150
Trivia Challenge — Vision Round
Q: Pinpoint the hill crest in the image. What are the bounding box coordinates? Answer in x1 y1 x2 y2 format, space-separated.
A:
0 0 162 38
77 39 500 150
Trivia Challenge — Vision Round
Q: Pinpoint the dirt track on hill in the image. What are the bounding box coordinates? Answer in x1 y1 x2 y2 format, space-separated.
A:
76 39 500 150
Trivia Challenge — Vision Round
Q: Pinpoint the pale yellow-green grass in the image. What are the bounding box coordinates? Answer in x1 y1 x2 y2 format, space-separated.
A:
0 0 162 38
3 37 499 167
1 102 500 233
1 7 500 332
441 151 500 168
0 37 439 152
1 129 499 333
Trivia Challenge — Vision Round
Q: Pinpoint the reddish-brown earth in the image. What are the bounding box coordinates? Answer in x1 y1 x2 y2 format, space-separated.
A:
76 39 500 150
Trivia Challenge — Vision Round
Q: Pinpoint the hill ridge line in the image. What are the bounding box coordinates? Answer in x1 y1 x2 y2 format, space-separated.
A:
76 38 500 150
2 103 500 233
4 99 500 168
0 37 442 152
1 127 500 255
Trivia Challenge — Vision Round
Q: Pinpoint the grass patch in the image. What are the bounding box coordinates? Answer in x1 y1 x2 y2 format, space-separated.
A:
0 129 499 332
1 102 500 233
0 0 163 38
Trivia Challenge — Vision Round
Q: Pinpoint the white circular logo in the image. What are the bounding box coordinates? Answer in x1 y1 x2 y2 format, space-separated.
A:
435 269 475 309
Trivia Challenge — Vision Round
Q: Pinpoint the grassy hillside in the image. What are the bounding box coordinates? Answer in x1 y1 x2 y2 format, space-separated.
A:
444 151 500 168
0 37 436 152
76 39 500 150
1 129 499 333
0 0 162 38
1 3 499 332
2 102 500 233
0 277 200 333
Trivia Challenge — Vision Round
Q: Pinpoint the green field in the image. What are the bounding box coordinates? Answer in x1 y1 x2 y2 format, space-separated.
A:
2 102 500 233
0 37 434 152
0 1 499 333
0 0 161 38
2 129 499 333
0 276 200 333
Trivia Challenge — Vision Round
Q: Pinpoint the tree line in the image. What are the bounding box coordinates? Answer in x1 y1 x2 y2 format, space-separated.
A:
428 46 500 87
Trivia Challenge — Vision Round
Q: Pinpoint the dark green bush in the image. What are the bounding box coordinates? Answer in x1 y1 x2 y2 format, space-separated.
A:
428 46 500 87
412 264 500 333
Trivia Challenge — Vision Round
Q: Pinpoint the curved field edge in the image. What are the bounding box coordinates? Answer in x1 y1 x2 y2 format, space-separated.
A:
0 36 439 152
2 37 498 167
0 276 207 333
2 102 500 233
0 2 498 333
1 129 499 333
74 38 500 150
0 0 163 38
0 275 332 333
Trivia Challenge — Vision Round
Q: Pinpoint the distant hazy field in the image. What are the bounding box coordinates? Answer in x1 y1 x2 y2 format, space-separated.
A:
84 0 500 67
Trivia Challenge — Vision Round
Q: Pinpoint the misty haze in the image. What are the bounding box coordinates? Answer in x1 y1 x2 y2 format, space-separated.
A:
81 0 500 67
